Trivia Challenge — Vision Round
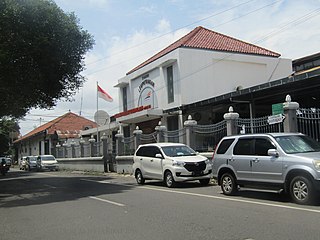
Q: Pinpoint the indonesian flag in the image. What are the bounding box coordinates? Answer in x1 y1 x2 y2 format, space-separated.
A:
97 85 113 102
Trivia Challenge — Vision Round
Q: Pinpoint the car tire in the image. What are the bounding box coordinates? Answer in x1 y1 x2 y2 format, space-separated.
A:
135 169 145 185
290 176 314 205
221 172 237 195
164 171 175 188
199 178 210 186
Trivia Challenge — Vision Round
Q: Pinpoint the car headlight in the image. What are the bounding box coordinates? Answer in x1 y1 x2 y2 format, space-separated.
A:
313 160 320 170
172 161 185 167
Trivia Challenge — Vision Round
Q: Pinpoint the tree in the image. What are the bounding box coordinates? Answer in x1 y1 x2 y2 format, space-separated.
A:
0 118 19 155
0 0 95 118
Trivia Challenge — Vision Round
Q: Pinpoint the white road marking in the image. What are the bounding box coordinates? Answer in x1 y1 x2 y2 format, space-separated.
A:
38 172 60 177
138 186 320 214
43 184 57 189
80 178 320 214
89 196 125 207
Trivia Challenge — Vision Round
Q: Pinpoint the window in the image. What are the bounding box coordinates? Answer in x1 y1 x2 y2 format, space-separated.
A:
233 138 254 155
122 87 127 112
216 139 235 154
136 146 161 157
255 138 275 156
167 66 174 103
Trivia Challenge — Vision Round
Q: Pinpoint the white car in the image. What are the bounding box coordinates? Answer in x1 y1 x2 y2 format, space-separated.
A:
133 143 212 187
37 155 59 171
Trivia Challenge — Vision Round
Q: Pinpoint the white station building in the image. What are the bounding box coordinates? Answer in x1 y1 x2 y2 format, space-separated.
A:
113 26 292 136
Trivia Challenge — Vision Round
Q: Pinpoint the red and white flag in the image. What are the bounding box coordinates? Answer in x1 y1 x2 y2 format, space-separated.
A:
97 85 113 102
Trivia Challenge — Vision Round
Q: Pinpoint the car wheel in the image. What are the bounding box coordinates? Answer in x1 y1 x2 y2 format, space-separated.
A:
164 171 175 188
221 172 237 195
135 169 145 185
290 176 314 205
199 178 210 186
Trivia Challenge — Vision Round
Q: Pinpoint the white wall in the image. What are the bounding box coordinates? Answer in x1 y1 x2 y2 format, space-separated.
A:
178 48 292 105
117 47 292 113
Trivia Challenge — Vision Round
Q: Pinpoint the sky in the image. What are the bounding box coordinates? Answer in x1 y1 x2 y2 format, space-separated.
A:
19 0 320 135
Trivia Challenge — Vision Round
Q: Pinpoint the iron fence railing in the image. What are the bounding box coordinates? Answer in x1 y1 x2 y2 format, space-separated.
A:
237 116 284 134
193 120 227 151
297 108 320 141
163 128 186 143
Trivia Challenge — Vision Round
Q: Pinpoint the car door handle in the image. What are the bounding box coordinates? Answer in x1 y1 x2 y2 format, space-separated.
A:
140 158 143 161
228 158 235 162
150 159 154 162
252 159 259 163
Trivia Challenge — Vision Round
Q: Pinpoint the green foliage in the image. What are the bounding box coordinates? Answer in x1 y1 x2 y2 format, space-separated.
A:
0 0 95 118
0 117 19 155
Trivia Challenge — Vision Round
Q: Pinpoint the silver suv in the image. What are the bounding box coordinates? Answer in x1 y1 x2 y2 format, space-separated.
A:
212 133 320 204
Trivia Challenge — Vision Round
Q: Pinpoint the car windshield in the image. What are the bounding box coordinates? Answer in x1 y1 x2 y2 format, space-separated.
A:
161 145 196 157
275 135 320 154
41 156 55 161
29 157 37 161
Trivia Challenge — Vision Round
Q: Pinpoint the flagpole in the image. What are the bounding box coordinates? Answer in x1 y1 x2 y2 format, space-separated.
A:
96 81 99 151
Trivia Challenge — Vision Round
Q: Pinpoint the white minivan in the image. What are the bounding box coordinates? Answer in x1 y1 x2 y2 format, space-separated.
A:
133 143 212 187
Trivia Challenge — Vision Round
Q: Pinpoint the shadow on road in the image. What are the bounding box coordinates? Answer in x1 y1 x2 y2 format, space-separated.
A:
218 188 320 206
0 170 134 208
139 180 216 189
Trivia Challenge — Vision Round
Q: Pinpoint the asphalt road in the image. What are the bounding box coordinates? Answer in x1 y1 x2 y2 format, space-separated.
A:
1 168 320 240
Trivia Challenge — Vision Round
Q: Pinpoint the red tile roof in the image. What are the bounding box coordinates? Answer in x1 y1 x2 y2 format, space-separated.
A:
127 26 281 75
15 112 97 143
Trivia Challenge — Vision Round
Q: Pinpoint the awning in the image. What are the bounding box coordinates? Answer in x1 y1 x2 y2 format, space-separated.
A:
115 106 163 124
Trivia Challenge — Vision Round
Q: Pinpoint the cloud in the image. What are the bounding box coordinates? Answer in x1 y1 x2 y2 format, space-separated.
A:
19 19 189 135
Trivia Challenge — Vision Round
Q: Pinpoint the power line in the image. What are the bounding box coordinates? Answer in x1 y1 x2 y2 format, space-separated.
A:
102 7 320 115
84 0 282 77
84 0 258 68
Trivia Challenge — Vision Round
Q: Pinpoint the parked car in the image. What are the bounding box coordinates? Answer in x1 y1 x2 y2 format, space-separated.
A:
36 155 59 171
19 157 27 170
133 143 212 187
4 157 12 168
26 156 38 171
212 133 320 205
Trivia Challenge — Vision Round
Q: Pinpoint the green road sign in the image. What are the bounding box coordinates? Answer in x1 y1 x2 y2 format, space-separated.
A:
272 103 283 115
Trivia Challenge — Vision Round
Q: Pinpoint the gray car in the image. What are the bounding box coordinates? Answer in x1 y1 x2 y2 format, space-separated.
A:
212 133 320 205
26 156 37 171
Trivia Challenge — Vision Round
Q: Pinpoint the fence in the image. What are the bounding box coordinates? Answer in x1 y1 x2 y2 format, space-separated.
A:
193 121 227 151
297 108 320 141
54 96 320 173
237 116 284 134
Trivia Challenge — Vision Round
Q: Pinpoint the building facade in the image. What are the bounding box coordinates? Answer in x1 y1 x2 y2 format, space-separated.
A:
114 26 292 136
14 112 97 160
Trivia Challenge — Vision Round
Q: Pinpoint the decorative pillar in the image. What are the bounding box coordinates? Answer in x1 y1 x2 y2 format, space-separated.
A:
89 135 96 157
115 130 124 156
62 141 68 158
70 140 76 158
55 143 61 158
133 126 143 150
184 115 197 149
101 133 109 172
224 106 239 136
155 121 167 143
283 95 299 133
79 137 85 157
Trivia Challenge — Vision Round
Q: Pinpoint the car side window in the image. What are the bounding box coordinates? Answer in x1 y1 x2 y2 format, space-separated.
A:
146 147 161 157
136 147 146 157
216 139 235 154
255 138 275 156
233 138 254 155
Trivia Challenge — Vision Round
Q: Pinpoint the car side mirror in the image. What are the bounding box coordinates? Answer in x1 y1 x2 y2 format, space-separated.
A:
155 154 163 159
268 149 279 157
